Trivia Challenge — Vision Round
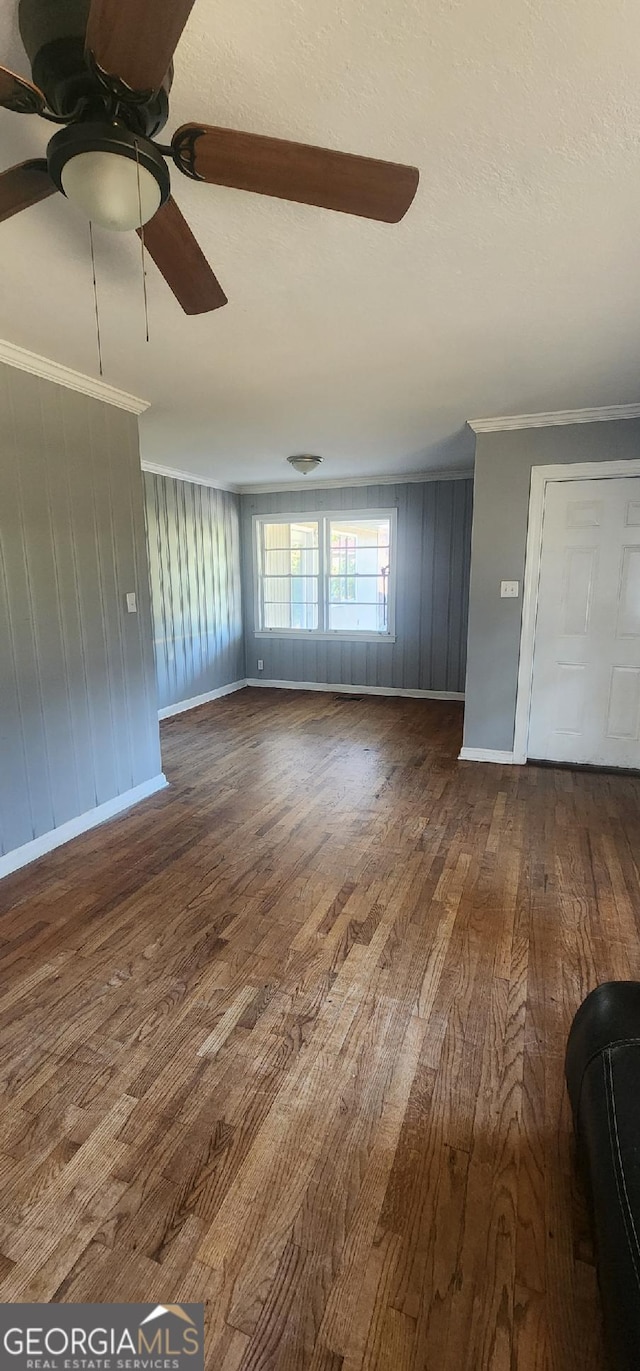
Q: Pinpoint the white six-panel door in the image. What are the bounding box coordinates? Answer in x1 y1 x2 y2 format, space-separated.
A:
527 476 640 767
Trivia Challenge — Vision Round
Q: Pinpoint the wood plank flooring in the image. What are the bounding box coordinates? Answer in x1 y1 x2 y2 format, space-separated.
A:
1 687 638 1368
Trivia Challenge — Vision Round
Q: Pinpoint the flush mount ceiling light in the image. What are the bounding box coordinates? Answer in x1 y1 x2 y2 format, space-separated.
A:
48 123 170 232
287 454 323 476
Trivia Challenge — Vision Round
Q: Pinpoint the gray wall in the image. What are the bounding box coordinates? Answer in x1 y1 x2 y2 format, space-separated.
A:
144 471 243 711
463 420 640 752
241 478 473 692
0 364 162 860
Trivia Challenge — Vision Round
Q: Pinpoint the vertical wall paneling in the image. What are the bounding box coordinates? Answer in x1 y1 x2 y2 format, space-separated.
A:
241 478 473 694
143 471 244 713
0 362 162 861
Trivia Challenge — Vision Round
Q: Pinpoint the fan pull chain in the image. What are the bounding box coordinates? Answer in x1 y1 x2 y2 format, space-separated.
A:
134 139 150 344
88 221 103 378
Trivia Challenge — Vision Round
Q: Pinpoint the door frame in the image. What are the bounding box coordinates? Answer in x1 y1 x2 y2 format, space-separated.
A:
513 458 640 764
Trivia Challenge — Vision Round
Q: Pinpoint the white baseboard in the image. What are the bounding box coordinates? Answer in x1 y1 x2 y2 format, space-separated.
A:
458 747 517 764
158 679 248 719
0 773 168 881
245 679 464 700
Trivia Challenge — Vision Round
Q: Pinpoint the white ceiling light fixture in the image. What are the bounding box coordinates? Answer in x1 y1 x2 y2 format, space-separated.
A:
48 123 170 232
287 454 323 475
60 150 160 231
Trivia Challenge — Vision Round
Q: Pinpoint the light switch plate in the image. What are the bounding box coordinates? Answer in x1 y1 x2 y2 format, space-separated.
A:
126 592 137 613
500 580 519 599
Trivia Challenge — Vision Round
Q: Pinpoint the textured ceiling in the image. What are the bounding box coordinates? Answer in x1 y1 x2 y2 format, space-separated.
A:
1 0 640 487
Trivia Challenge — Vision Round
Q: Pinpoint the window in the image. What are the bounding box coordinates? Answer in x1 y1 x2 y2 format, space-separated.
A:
254 509 396 640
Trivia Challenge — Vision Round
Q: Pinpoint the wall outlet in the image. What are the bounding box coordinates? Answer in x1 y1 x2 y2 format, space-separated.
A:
257 659 264 671
126 591 137 613
500 580 519 599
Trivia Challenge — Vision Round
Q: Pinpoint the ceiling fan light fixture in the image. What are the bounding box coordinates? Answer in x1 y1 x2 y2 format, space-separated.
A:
47 122 170 232
0 0 420 317
61 150 160 232
287 454 323 475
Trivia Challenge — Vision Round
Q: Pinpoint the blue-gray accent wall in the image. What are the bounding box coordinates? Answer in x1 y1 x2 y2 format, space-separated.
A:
0 364 162 861
143 471 244 711
240 478 473 693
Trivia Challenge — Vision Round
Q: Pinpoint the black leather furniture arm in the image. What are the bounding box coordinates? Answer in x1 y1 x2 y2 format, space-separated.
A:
565 981 640 1371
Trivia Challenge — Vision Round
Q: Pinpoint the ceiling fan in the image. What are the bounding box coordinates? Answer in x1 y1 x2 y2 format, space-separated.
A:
0 0 420 315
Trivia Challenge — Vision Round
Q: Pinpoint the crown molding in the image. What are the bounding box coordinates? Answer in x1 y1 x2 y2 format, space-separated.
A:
0 338 149 414
140 464 472 496
468 403 640 434
239 467 473 495
141 460 240 494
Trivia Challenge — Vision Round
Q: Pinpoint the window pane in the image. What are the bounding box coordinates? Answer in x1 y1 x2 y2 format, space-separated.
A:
264 548 319 576
331 548 390 578
328 597 388 633
261 548 319 629
263 577 318 604
330 517 389 549
262 521 318 550
329 575 381 604
263 601 318 630
329 570 388 617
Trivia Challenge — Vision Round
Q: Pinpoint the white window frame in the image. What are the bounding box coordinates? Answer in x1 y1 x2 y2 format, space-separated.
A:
253 508 397 642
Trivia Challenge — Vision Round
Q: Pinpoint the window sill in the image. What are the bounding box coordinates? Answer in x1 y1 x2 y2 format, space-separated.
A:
254 630 396 643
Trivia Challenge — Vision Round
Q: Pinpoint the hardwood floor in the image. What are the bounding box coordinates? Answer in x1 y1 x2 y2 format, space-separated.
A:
0 688 638 1368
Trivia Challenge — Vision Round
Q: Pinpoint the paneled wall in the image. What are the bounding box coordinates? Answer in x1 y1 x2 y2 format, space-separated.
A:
143 471 244 712
0 364 162 861
241 478 473 693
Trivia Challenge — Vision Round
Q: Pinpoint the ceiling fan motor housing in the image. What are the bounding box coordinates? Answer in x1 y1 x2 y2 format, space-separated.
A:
18 0 171 132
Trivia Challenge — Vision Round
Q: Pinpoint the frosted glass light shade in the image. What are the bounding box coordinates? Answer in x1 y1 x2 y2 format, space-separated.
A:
287 454 323 474
61 149 162 231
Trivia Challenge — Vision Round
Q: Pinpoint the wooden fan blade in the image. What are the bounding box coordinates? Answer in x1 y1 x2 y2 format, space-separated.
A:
0 161 56 224
86 0 196 93
172 124 419 223
0 65 45 114
138 197 227 315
